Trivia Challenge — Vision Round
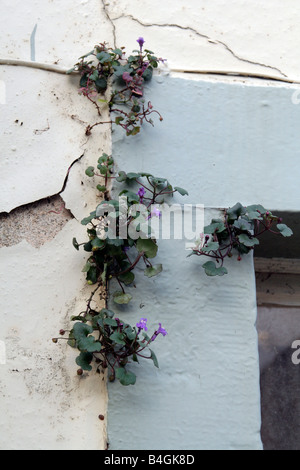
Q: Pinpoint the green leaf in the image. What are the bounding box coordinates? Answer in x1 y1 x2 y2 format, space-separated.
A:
85 166 95 177
144 264 163 278
202 261 228 277
86 265 98 284
75 351 93 371
132 353 139 363
119 271 135 285
277 224 293 237
247 211 263 221
238 234 260 247
123 326 137 341
136 238 158 259
119 189 140 203
115 116 125 125
142 67 153 81
100 308 115 318
150 177 168 187
233 219 252 231
83 241 93 252
149 349 159 368
73 322 102 353
95 77 107 92
104 318 118 327
96 185 107 193
109 331 126 345
81 211 97 226
116 171 127 182
113 63 133 79
204 222 226 234
113 291 133 305
115 367 137 386
130 127 140 136
227 203 246 222
126 172 142 180
79 74 88 88
91 237 106 251
201 241 220 253
81 261 92 273
174 186 189 196
96 51 112 63
72 237 80 251
246 204 267 215
112 48 123 57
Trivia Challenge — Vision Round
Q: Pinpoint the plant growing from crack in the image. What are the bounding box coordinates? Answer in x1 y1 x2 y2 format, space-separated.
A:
68 37 164 137
54 153 186 384
72 153 188 305
188 202 293 276
53 308 167 386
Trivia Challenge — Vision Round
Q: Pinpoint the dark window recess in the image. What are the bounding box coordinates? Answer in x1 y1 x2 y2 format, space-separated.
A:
255 213 300 450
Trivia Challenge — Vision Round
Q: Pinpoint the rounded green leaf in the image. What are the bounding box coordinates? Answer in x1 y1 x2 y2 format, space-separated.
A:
76 352 93 371
113 291 133 305
202 261 228 277
277 224 293 237
174 186 189 196
115 367 137 386
85 166 95 177
136 238 158 259
238 234 259 247
144 264 163 278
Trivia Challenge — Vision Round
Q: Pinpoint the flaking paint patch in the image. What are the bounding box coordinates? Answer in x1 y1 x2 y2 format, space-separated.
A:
0 195 73 248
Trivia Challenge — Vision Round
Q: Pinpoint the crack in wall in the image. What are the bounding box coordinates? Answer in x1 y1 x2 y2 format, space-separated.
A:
101 0 117 49
111 13 287 78
0 154 86 248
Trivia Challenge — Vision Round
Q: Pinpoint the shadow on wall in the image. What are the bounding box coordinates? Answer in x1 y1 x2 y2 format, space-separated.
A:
255 211 300 259
260 347 300 450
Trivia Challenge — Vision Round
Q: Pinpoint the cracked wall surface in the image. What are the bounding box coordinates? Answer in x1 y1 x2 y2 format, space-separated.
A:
0 0 113 451
1 0 300 451
103 0 300 81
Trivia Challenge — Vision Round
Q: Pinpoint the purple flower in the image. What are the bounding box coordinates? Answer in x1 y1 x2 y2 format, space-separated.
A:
136 318 148 331
151 207 162 218
137 37 145 49
151 323 167 341
147 206 162 220
137 187 146 202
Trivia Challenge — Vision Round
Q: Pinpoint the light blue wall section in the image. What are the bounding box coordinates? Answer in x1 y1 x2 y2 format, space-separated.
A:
112 75 300 212
106 74 299 450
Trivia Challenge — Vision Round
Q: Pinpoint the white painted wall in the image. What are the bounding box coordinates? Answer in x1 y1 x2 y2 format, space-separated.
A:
1 0 299 450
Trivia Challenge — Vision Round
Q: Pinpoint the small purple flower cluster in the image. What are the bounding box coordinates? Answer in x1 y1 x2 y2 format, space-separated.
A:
137 186 146 203
136 318 167 342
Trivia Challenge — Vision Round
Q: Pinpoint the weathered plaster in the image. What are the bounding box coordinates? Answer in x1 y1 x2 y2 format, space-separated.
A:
0 195 73 248
0 66 110 217
104 0 300 81
1 0 299 451
0 221 107 450
0 0 113 450
0 0 114 67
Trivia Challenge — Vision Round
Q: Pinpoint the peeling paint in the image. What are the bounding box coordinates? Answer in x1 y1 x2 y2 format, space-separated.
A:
0 195 73 248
